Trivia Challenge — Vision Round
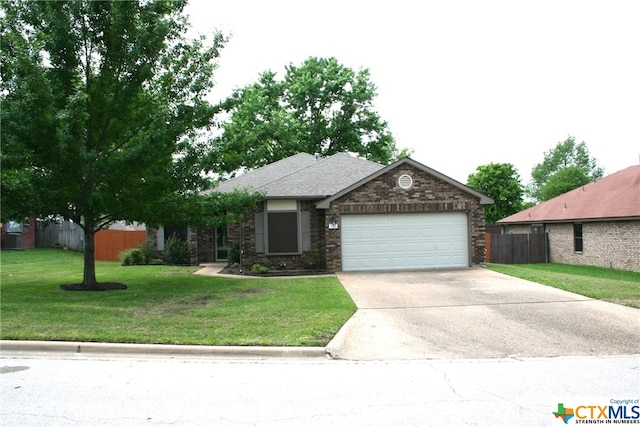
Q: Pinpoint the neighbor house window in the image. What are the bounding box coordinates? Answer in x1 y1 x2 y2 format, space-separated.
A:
573 224 583 252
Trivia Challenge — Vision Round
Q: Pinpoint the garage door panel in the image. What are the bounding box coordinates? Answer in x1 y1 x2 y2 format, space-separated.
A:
341 213 469 271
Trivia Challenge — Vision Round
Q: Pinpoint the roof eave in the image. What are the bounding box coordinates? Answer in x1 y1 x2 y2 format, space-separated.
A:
498 215 640 225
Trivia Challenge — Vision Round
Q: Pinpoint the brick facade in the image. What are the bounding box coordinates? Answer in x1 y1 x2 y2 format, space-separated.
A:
324 164 486 271
223 163 487 272
506 220 640 272
225 200 327 271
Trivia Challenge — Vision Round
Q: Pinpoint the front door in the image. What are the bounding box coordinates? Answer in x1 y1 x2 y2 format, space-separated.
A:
215 227 228 261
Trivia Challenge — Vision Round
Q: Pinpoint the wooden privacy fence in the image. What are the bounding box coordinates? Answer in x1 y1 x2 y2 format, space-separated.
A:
37 221 84 252
487 233 549 264
95 229 146 261
37 221 146 261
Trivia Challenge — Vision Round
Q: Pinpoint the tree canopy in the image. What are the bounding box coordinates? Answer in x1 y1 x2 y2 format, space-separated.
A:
211 57 408 174
0 0 261 288
467 163 525 223
528 136 604 202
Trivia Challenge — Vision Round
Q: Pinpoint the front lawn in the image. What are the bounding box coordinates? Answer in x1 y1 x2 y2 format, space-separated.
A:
486 263 640 309
0 249 356 346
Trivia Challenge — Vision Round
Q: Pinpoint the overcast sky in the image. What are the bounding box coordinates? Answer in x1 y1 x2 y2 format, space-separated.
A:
185 0 640 184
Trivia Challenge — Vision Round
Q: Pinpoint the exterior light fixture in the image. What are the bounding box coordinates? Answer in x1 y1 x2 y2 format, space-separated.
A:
329 214 339 229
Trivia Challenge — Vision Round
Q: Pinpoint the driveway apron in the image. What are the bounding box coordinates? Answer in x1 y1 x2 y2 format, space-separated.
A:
327 268 640 360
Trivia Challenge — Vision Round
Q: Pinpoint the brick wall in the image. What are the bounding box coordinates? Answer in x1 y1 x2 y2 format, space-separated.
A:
505 220 640 272
226 200 326 271
325 164 486 271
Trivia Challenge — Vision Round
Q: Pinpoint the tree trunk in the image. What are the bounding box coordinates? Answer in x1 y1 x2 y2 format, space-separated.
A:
83 220 98 287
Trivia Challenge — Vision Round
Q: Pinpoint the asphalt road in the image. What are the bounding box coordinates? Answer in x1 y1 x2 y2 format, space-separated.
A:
2 355 639 426
328 268 640 360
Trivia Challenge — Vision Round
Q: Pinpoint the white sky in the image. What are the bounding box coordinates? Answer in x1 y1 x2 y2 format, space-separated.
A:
185 0 640 184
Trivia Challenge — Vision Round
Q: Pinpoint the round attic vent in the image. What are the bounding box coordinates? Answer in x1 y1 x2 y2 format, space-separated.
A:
398 174 413 189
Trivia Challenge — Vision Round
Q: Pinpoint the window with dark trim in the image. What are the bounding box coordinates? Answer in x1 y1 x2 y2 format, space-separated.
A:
268 211 298 253
573 224 583 252
255 201 313 255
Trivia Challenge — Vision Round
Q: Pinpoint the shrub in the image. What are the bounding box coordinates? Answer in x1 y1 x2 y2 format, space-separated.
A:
120 248 144 266
165 233 189 265
150 258 164 265
304 250 318 268
137 240 158 264
228 243 241 264
120 250 133 266
251 263 269 274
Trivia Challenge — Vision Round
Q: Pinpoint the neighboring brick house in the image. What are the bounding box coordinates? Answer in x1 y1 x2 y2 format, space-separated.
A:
183 153 492 272
498 165 640 272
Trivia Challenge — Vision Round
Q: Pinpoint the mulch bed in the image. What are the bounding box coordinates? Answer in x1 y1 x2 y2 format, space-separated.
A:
219 266 332 277
60 283 128 291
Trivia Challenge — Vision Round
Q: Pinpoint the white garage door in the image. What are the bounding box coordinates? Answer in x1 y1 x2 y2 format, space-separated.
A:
341 213 469 271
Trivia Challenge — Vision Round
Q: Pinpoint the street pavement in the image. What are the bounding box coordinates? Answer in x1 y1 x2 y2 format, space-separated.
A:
2 354 638 426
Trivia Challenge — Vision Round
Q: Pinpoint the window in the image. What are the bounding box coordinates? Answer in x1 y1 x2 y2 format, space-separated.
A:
531 225 544 234
268 211 298 253
573 224 583 252
255 200 309 254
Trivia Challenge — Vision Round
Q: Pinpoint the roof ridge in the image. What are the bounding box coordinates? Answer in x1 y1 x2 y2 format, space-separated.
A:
216 152 315 190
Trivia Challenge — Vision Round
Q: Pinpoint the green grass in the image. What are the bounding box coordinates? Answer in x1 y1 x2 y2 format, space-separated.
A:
0 249 356 346
487 263 640 308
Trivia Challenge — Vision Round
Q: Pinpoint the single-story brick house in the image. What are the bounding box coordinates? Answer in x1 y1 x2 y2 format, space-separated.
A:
163 152 492 272
498 165 640 272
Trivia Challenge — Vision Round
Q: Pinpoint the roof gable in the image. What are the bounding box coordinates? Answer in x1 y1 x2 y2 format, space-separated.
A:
316 157 493 209
499 165 640 223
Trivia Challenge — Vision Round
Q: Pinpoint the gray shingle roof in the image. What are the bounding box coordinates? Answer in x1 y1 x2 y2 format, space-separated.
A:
214 152 384 198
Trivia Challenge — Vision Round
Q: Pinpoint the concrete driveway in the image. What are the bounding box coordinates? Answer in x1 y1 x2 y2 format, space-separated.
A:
326 268 640 360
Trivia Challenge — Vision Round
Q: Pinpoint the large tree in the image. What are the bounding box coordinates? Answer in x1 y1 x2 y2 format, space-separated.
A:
528 136 604 202
0 0 260 289
467 163 525 223
211 57 408 174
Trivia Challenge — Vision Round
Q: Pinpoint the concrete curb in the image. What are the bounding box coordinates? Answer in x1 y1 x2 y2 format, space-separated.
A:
0 340 329 361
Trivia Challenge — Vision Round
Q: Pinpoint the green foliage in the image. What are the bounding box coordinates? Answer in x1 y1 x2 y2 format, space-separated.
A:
528 136 604 202
304 251 319 268
120 248 144 266
212 57 407 173
165 233 190 265
1 249 356 345
251 264 270 274
120 240 159 266
228 243 241 264
137 240 158 264
0 1 260 286
487 263 640 308
467 163 524 223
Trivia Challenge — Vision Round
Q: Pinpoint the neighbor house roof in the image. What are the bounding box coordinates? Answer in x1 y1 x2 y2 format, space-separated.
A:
499 165 640 224
214 152 384 199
